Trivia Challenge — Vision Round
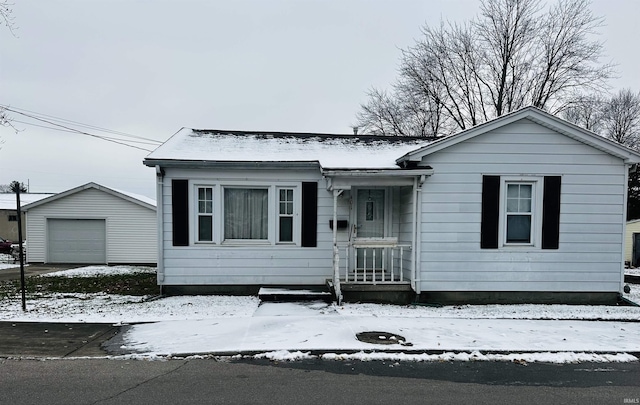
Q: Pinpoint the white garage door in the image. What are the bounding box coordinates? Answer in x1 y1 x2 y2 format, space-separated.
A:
47 219 106 263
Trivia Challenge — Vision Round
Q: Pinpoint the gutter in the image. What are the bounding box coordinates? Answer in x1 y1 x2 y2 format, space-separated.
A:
143 159 321 170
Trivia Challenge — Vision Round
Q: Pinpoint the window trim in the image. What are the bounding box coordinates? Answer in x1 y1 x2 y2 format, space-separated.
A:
498 177 543 248
190 182 300 246
222 186 271 244
276 187 298 244
195 185 215 243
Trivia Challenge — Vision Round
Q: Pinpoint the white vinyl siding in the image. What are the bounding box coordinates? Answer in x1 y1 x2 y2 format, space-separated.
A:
25 188 157 264
418 118 626 293
161 168 347 286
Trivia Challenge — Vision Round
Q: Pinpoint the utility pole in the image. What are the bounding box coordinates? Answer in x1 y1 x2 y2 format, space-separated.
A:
11 181 26 311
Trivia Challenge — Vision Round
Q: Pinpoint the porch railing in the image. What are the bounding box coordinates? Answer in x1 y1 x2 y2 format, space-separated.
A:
341 238 411 284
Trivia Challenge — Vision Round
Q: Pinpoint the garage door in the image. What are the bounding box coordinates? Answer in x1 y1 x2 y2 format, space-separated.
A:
47 219 106 263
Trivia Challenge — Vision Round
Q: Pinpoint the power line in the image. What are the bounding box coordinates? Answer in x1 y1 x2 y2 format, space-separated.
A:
0 104 162 144
11 120 162 146
2 107 154 152
0 106 161 152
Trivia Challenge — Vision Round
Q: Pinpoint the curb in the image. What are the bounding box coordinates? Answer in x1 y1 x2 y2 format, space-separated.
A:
153 349 640 361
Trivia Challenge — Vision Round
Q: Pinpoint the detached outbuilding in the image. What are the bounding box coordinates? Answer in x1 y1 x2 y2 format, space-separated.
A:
23 182 157 265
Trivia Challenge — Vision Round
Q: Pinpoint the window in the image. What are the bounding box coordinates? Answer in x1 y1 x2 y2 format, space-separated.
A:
8 214 17 222
481 175 561 250
278 188 294 242
505 183 533 244
224 188 268 240
197 187 213 242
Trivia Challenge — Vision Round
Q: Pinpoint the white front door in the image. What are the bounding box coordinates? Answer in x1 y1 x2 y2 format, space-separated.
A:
355 189 386 273
356 188 385 238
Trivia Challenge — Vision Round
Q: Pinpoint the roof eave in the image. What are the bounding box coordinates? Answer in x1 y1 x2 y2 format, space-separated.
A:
145 159 322 170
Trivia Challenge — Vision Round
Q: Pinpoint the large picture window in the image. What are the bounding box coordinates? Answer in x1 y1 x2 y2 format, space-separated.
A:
224 188 268 240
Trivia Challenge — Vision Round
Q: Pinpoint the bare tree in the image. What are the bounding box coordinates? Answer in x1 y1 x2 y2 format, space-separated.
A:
0 1 14 33
564 89 640 219
561 93 604 132
601 89 640 149
0 2 16 143
356 0 613 136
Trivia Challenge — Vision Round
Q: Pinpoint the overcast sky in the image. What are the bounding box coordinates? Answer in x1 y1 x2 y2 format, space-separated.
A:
1 0 638 199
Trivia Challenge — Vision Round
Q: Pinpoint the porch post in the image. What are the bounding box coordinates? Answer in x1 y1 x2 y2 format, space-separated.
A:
333 189 343 304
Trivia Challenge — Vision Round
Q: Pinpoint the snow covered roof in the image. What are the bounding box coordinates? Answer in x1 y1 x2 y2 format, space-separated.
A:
145 129 436 170
0 193 54 211
22 183 156 211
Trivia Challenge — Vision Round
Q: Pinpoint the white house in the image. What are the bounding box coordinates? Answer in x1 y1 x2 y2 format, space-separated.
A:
23 183 157 265
144 107 640 304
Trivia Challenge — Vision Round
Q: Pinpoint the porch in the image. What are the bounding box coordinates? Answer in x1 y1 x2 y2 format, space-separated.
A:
322 167 433 303
329 238 414 303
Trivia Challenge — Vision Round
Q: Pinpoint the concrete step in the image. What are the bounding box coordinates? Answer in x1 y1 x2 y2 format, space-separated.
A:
258 287 333 303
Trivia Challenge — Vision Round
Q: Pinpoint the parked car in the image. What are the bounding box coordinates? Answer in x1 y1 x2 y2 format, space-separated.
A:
0 237 12 254
10 242 25 262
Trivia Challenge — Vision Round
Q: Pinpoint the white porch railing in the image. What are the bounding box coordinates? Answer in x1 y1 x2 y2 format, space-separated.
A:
341 238 411 284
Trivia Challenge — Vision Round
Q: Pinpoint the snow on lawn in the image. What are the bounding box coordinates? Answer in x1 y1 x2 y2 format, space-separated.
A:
0 294 259 323
626 267 640 276
41 265 156 277
0 253 19 270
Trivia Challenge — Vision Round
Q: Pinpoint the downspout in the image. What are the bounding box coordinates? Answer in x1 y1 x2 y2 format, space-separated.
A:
156 166 165 293
333 189 343 304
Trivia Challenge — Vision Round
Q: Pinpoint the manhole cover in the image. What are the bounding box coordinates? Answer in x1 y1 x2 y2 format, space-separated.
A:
356 331 412 346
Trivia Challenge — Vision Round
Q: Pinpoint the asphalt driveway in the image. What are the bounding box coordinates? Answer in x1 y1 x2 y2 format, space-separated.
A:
0 321 120 357
0 264 82 281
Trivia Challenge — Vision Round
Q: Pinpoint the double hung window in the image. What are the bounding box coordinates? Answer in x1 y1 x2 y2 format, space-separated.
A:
505 183 533 244
278 188 294 243
197 187 213 242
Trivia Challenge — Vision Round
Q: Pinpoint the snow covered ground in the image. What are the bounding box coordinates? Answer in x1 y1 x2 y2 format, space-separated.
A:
0 253 20 270
1 265 639 363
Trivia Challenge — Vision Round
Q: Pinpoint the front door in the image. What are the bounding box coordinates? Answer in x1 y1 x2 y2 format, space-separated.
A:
356 189 385 238
355 189 385 275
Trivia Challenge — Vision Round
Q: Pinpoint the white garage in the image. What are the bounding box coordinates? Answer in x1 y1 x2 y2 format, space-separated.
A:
23 183 157 265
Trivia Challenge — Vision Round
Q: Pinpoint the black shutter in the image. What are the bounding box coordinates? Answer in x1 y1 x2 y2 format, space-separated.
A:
172 179 189 246
301 182 318 247
541 176 561 249
481 175 500 249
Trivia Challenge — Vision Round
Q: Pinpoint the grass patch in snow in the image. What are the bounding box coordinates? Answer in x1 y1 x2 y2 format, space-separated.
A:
0 272 157 298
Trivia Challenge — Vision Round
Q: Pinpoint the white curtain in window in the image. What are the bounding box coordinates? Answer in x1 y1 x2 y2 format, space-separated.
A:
224 188 268 239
